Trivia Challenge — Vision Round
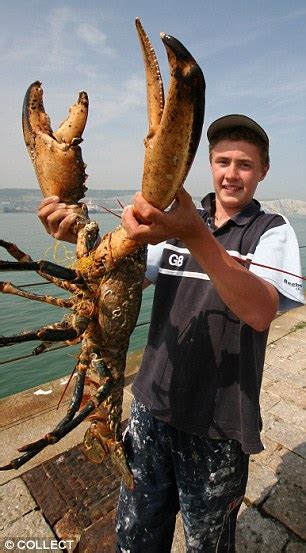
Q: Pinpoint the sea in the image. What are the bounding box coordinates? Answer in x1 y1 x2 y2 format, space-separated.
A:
0 212 305 399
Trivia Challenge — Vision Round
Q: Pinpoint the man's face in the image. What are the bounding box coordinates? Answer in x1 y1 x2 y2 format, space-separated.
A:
210 139 269 213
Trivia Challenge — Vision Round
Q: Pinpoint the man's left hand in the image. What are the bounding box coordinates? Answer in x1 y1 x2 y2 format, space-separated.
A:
122 188 203 245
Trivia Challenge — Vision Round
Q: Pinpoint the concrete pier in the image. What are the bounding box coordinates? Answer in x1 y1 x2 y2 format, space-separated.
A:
0 306 305 552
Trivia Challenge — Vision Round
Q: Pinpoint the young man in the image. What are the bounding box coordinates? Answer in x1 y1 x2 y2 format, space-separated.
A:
38 115 304 552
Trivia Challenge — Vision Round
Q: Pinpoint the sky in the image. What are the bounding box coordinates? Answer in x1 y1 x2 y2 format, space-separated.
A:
1 0 305 200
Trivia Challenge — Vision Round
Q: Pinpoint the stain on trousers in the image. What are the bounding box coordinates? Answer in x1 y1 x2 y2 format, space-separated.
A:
116 399 249 552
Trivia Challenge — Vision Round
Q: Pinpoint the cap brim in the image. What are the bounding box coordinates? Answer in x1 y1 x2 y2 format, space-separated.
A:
207 114 269 145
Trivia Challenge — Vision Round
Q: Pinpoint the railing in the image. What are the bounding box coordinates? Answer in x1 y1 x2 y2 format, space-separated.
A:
0 310 150 367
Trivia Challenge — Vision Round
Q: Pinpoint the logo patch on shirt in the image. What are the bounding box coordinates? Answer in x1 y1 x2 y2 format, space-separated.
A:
169 253 184 267
283 278 303 291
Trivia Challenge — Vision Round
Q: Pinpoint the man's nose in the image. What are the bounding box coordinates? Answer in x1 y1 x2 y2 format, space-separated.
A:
225 163 239 179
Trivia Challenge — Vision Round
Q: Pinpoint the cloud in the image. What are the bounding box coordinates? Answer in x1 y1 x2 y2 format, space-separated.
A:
207 44 306 133
89 74 145 127
196 26 267 60
42 6 115 72
194 5 306 61
282 6 306 21
76 23 108 48
0 5 115 74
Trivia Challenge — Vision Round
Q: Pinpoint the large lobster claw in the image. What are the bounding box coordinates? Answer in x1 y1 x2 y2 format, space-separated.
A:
93 20 206 266
136 18 205 210
22 81 89 205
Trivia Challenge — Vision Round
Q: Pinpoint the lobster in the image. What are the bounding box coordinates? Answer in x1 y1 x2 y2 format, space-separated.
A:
0 18 205 489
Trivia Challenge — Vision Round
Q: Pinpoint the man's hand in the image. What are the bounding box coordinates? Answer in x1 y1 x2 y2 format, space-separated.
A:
38 197 79 243
122 188 204 245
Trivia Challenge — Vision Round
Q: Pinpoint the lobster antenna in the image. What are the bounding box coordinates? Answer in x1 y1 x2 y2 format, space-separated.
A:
57 367 77 409
96 203 122 219
117 199 125 209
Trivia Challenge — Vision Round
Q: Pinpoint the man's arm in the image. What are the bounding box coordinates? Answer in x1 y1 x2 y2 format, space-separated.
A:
123 189 279 331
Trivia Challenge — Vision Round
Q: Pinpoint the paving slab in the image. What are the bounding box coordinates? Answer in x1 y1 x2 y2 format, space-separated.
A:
259 389 280 411
265 380 305 408
262 479 306 541
235 503 289 552
264 417 306 457
269 399 306 429
245 461 278 506
264 366 306 388
171 514 185 552
0 509 55 539
255 436 283 467
268 449 306 489
261 374 275 389
285 540 306 552
0 478 36 530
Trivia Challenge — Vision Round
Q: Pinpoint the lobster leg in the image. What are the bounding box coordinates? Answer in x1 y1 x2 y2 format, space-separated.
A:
35 272 84 294
54 338 92 429
0 315 90 347
0 239 34 262
0 258 79 281
0 360 113 471
0 281 73 308
0 239 87 291
1 238 79 279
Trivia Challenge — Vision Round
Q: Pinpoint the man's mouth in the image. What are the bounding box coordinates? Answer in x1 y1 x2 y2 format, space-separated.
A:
222 185 242 192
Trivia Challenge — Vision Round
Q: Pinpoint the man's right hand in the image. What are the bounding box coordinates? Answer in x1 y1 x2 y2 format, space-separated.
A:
38 196 79 243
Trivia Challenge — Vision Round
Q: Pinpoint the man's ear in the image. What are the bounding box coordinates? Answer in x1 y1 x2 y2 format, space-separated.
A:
259 164 270 182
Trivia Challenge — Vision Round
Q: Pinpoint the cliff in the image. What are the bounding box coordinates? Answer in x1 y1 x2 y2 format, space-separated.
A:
259 199 306 216
0 189 306 215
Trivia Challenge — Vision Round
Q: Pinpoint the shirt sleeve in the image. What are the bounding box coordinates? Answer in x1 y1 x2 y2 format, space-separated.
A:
145 242 166 283
249 218 305 311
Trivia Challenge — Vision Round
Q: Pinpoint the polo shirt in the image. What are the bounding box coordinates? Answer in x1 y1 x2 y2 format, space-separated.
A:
132 193 304 454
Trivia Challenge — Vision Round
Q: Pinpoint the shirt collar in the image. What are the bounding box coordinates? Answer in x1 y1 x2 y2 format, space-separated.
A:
201 193 261 227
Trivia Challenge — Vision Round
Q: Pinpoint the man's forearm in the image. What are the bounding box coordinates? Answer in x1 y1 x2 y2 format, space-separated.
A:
184 226 279 331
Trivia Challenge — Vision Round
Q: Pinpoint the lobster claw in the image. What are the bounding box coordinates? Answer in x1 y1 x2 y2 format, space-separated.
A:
93 20 206 266
136 18 205 210
22 81 89 205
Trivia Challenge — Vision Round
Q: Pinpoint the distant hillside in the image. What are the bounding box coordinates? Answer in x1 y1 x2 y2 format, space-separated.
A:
0 188 136 201
0 188 137 213
0 189 306 216
259 199 306 216
0 188 40 201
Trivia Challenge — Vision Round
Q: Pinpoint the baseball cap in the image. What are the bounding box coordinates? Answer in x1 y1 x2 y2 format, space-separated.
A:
207 114 269 145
